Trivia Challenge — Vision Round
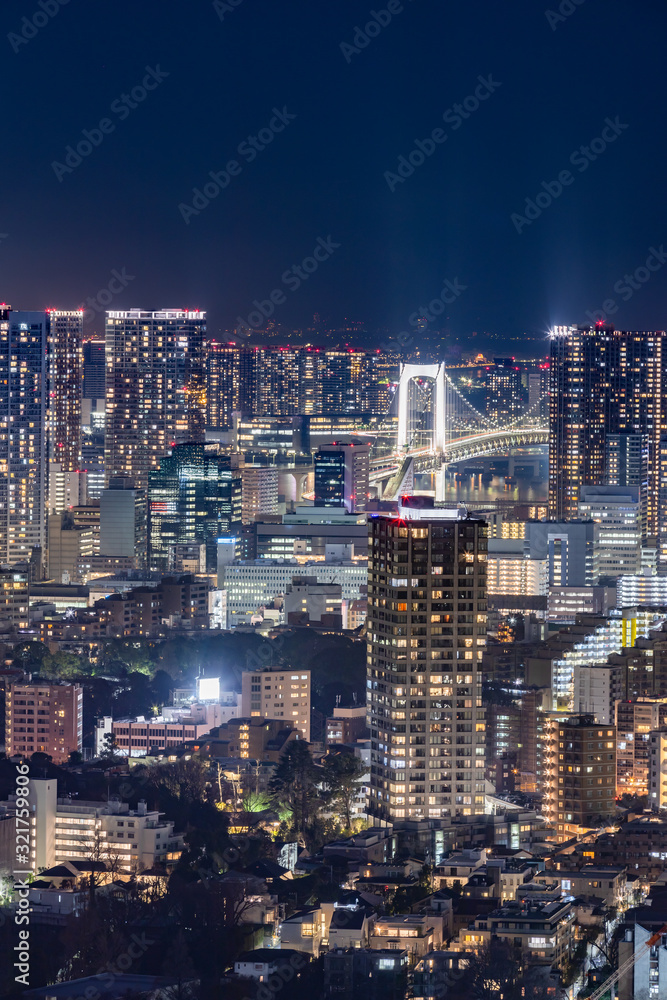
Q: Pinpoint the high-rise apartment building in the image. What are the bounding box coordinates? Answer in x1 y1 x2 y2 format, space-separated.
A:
5 682 83 762
485 358 523 424
524 520 597 587
0 307 47 564
83 338 106 399
47 309 83 480
205 341 253 428
543 713 616 842
99 477 147 570
648 728 667 810
204 344 399 421
578 485 642 580
615 698 667 796
241 466 279 524
527 362 549 422
314 443 370 513
549 325 667 550
0 562 29 629
105 310 206 492
605 433 647 489
367 497 487 821
148 443 242 572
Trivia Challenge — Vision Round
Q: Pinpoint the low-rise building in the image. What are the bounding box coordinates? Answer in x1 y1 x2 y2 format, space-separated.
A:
190 717 303 762
95 574 211 637
458 898 575 972
324 948 408 1000
322 826 396 865
234 949 307 982
326 705 368 747
434 849 487 889
284 576 343 627
533 866 626 907
369 914 444 961
592 817 667 879
327 905 375 950
110 718 212 756
413 951 469 1000
3 778 183 874
280 907 327 957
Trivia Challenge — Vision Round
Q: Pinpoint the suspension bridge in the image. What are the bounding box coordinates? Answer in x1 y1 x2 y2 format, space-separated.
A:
368 362 549 499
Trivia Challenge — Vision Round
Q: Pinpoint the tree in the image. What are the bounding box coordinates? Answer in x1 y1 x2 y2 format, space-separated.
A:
41 651 90 680
68 750 83 765
101 732 121 759
322 751 367 830
270 741 321 841
12 640 49 671
242 791 272 813
465 940 525 1000
83 829 124 903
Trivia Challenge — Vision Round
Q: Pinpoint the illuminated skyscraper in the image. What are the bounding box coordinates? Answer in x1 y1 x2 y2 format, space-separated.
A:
47 310 84 514
367 498 487 821
0 306 47 564
485 358 523 424
83 338 105 398
549 324 667 549
314 443 369 513
253 346 301 414
206 342 253 428
148 443 241 572
105 310 206 492
204 344 398 421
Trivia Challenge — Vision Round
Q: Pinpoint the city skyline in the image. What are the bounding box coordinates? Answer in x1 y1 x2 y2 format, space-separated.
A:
4 4 667 997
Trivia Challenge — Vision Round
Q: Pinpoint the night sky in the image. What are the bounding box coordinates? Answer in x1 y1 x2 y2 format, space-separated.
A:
2 0 666 345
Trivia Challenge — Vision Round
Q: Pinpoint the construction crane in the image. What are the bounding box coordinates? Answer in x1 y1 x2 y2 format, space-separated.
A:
586 922 667 1000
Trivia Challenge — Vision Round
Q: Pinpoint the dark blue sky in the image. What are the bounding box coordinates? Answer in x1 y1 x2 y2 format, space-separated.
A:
1 0 665 345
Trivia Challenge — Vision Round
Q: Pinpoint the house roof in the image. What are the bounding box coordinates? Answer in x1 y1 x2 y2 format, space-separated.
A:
330 908 367 930
236 948 306 965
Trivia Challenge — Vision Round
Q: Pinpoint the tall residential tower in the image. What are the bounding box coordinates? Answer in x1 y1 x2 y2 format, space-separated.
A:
0 306 47 563
105 310 206 492
367 497 487 821
549 324 667 552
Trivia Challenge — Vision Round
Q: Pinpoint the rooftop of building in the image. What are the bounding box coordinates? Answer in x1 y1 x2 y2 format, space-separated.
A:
236 948 306 965
23 977 181 1000
486 898 571 919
